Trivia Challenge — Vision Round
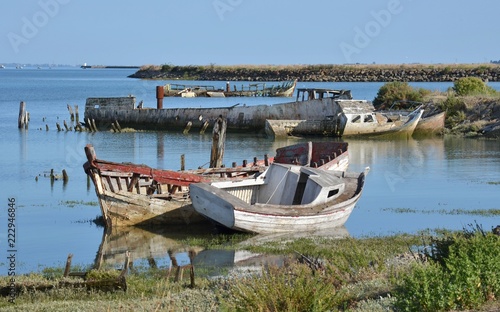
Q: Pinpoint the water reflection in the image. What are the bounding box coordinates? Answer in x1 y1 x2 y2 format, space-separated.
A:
93 225 351 278
94 226 212 270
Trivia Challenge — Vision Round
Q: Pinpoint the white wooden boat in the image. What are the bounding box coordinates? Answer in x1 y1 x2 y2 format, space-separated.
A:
266 104 424 139
190 163 369 234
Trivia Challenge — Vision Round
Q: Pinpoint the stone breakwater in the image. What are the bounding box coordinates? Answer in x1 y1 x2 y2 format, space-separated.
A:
129 64 500 82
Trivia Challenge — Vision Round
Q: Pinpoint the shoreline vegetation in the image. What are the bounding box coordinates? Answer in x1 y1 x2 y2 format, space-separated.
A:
129 63 500 82
1 225 499 311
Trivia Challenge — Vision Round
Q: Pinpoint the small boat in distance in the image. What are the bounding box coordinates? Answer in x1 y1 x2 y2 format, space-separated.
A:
163 80 297 98
190 163 369 234
0 65 5 69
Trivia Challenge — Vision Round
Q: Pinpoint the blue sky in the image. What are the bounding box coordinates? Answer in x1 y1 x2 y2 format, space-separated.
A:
2 0 499 66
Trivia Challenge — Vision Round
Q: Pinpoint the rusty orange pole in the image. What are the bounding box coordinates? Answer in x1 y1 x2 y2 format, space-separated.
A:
156 86 164 109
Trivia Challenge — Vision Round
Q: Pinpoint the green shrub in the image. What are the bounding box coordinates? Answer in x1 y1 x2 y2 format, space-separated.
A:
221 263 345 312
438 96 467 128
373 82 430 109
452 77 497 96
394 228 500 311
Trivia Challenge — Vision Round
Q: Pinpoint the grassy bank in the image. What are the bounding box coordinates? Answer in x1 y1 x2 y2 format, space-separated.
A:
1 226 499 311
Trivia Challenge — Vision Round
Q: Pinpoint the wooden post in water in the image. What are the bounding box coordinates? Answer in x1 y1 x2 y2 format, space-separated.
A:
91 119 98 132
183 121 192 134
200 120 209 134
18 101 28 129
115 120 122 132
209 116 226 168
67 104 74 121
62 169 69 183
180 154 185 171
74 105 79 123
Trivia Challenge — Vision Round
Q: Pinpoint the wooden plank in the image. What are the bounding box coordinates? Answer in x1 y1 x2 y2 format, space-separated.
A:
127 173 140 192
210 117 226 168
105 176 115 192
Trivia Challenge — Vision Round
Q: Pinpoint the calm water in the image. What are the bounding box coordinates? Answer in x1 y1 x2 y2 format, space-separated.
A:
0 68 499 274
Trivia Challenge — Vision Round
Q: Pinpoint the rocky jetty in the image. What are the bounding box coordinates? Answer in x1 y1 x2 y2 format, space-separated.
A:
129 64 500 82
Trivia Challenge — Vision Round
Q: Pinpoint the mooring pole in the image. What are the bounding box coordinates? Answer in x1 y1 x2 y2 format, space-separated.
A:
209 116 226 168
156 86 164 109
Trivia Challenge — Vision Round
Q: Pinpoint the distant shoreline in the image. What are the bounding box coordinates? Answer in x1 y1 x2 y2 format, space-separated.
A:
81 65 140 69
129 63 500 82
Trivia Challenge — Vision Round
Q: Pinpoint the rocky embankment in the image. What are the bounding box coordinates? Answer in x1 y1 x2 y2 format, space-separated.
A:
129 64 500 82
452 98 500 138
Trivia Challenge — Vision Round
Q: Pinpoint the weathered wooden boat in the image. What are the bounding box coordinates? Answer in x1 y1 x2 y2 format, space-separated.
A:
414 111 445 135
265 102 424 138
83 88 353 132
163 83 221 97
83 144 270 228
84 141 349 228
163 80 297 98
379 101 445 136
190 163 369 234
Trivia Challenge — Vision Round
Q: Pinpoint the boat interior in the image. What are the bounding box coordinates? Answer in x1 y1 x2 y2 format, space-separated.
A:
218 163 353 207
98 169 187 200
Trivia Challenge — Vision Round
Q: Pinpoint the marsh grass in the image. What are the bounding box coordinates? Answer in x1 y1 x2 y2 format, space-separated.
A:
384 207 500 217
217 235 424 311
59 200 98 208
1 231 498 311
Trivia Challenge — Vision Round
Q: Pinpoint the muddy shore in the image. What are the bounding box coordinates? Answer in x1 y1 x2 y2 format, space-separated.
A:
129 63 500 82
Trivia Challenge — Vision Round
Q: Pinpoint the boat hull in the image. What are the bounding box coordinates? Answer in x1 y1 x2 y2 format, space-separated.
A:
86 168 207 227
414 111 446 136
190 166 368 234
84 97 343 132
266 109 424 139
164 80 296 98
